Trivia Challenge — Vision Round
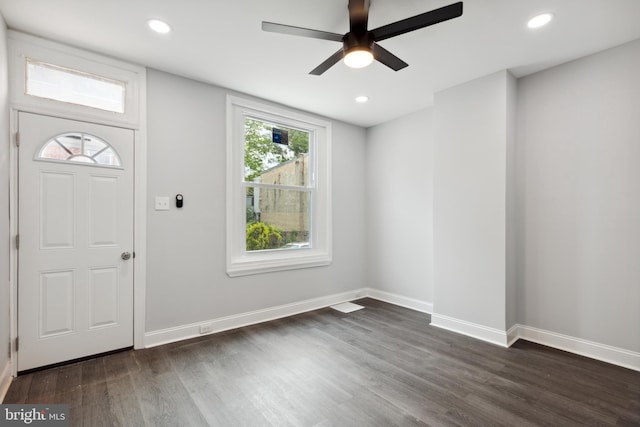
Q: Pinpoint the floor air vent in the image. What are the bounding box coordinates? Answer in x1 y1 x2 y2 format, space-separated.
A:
330 302 365 313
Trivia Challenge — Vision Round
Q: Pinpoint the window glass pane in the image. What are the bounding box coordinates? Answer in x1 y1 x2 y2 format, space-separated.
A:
83 135 107 156
93 148 120 167
245 187 310 251
69 155 94 163
56 134 82 155
26 58 126 113
40 140 70 161
244 118 309 185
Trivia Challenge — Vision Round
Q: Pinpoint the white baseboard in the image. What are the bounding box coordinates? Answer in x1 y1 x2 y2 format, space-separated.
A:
514 324 640 372
428 315 640 371
506 323 520 347
143 288 639 373
144 289 366 348
430 313 509 347
364 288 433 313
0 360 11 403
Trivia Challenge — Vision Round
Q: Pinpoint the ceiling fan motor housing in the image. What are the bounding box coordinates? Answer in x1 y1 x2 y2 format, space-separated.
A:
343 31 374 55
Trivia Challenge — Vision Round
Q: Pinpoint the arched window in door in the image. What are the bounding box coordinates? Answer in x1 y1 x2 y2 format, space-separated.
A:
36 132 122 168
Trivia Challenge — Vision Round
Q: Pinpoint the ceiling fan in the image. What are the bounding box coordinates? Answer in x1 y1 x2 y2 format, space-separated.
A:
262 0 463 75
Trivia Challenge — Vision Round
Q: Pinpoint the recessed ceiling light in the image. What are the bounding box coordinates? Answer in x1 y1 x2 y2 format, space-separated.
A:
148 19 172 34
355 95 369 103
527 13 553 29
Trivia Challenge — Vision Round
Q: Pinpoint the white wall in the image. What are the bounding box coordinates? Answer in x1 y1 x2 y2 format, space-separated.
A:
145 69 367 333
433 70 514 333
365 108 434 304
0 12 11 390
517 39 640 352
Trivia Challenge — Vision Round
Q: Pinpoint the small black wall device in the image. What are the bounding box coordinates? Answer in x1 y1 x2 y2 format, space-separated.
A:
176 194 184 208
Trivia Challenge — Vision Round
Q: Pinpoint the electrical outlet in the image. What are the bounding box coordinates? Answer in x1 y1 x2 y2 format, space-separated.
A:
199 323 213 334
155 196 170 211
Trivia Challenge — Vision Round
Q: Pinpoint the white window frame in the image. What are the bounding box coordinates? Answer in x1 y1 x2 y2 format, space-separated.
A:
226 95 332 277
8 31 140 128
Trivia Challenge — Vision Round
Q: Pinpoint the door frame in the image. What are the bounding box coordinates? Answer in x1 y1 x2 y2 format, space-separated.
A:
7 33 147 377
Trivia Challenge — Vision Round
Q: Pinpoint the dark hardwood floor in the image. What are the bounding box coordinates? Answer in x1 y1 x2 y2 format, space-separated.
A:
4 298 640 426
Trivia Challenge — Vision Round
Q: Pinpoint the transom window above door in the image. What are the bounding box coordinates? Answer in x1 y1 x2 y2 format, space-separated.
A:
26 58 126 114
9 33 144 128
36 132 122 168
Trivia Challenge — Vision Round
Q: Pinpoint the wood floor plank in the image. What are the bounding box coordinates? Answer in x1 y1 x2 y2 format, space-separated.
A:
79 358 113 426
128 347 209 427
2 373 32 404
103 352 146 426
3 298 639 426
170 339 273 426
25 368 58 403
53 363 83 426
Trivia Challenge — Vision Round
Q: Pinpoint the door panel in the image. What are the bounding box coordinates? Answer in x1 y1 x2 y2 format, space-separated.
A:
40 171 75 249
89 175 119 246
88 267 119 328
18 112 134 371
39 270 75 336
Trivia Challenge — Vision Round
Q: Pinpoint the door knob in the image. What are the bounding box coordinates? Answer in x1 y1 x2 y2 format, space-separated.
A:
121 252 132 260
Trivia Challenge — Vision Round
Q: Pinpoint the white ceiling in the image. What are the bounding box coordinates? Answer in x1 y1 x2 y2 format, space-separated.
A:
1 0 640 127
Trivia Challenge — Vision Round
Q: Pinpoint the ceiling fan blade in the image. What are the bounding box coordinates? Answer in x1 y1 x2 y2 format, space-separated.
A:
309 49 344 75
371 2 463 42
348 0 370 34
262 22 343 42
372 43 408 71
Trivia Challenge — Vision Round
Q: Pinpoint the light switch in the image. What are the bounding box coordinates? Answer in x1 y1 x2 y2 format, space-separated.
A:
155 196 170 211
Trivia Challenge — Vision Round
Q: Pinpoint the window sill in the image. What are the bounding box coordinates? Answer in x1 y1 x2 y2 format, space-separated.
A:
226 250 332 277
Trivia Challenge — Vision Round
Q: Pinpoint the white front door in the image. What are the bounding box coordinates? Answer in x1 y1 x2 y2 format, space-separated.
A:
18 112 134 371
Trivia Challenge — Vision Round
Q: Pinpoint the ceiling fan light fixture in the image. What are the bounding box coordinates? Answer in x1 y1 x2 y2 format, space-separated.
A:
343 48 374 69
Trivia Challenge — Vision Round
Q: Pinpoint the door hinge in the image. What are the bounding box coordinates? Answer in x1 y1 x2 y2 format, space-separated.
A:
15 336 19 352
15 131 20 147
15 234 20 250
